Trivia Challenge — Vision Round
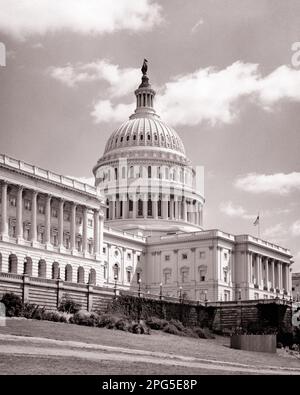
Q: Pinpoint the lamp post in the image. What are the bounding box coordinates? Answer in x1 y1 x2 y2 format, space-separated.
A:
138 278 141 298
159 282 163 300
204 290 208 307
114 274 118 298
179 286 182 303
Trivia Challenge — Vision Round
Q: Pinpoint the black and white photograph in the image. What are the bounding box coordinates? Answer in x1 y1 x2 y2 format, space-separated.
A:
0 0 300 381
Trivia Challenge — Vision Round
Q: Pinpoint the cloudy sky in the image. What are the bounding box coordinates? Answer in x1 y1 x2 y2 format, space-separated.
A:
0 0 300 270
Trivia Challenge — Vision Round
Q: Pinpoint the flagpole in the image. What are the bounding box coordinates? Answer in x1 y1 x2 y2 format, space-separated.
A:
258 211 260 239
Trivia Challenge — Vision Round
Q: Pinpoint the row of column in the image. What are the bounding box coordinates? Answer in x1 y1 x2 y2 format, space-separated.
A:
107 195 203 226
248 253 289 291
0 182 104 255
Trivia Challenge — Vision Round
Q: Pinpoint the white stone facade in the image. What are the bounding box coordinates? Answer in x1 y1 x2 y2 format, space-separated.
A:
0 68 293 302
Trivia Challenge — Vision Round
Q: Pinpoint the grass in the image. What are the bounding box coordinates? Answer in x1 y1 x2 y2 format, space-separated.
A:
0 318 299 375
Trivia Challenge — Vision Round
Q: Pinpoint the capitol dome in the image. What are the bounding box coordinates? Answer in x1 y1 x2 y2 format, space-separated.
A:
93 60 204 235
103 117 186 157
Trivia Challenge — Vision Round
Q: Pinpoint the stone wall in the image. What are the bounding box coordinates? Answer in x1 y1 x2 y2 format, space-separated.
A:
110 293 292 332
0 272 114 313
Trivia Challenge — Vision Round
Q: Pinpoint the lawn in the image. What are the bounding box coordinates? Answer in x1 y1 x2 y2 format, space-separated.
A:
0 318 299 375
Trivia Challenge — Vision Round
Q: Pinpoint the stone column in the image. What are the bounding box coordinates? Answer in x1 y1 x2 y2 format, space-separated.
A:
122 195 127 219
1 182 8 240
30 191 38 243
58 199 64 249
99 212 104 255
174 197 178 220
116 198 120 219
16 186 23 242
153 194 158 220
278 262 282 290
182 198 187 222
70 203 77 252
265 258 269 289
82 206 88 254
45 194 52 246
170 197 174 220
162 194 168 219
271 259 275 289
93 209 100 255
143 195 147 219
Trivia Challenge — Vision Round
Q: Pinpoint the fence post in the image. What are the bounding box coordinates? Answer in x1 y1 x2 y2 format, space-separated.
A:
22 274 30 303
87 285 93 312
57 279 64 308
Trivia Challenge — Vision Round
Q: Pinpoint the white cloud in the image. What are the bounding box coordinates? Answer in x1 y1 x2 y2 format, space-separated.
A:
293 251 300 272
49 59 140 97
263 223 288 239
219 201 253 220
49 59 300 126
291 220 300 237
68 175 95 186
0 0 162 40
191 19 204 34
235 172 300 195
91 99 135 124
156 62 300 127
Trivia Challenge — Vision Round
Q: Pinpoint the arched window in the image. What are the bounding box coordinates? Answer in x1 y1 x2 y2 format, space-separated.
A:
8 254 18 274
147 198 152 217
89 268 96 285
129 166 134 178
38 259 46 278
158 199 162 217
147 134 150 141
52 262 60 279
165 167 169 179
106 199 109 220
122 167 126 179
114 168 118 180
113 263 119 280
148 166 151 178
65 264 73 282
24 257 32 276
126 135 129 141
77 266 85 283
133 134 136 141
140 134 143 141
138 199 143 217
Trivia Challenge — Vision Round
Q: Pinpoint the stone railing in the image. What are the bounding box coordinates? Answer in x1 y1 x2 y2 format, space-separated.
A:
0 153 97 196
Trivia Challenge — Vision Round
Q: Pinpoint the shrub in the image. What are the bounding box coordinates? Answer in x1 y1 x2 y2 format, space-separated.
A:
70 310 99 327
192 326 215 339
146 316 168 330
42 310 70 323
31 306 46 320
1 293 23 317
169 319 185 332
162 323 182 336
130 320 150 335
58 296 81 314
22 303 39 319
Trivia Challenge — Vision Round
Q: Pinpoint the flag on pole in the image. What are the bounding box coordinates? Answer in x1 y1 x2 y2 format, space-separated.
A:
253 214 260 226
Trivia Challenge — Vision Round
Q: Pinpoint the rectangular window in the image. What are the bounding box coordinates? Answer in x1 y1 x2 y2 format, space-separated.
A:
199 251 205 259
103 247 106 253
126 271 131 283
137 255 140 262
224 252 228 260
24 200 31 211
165 255 170 261
10 197 16 207
88 219 93 227
182 253 187 260
51 208 58 218
127 253 131 260
38 205 45 214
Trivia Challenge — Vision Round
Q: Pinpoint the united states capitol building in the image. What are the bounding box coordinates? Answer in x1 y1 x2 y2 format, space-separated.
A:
0 63 293 302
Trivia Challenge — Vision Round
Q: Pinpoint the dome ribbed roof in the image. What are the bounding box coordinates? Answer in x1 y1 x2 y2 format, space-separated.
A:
103 117 185 155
